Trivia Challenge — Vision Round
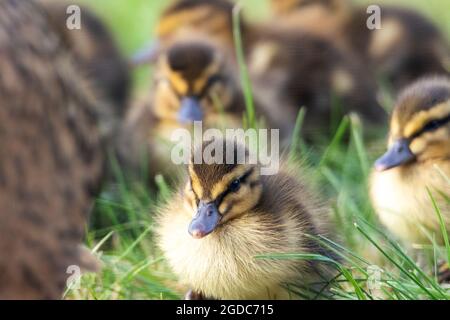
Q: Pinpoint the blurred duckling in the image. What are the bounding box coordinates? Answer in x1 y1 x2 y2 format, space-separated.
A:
248 28 386 138
156 140 337 299
0 0 104 299
136 0 385 138
269 0 352 50
370 77 450 245
40 0 131 140
269 0 450 92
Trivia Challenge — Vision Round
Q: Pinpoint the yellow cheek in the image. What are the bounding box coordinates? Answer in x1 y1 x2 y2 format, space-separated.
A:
409 137 427 155
183 194 198 217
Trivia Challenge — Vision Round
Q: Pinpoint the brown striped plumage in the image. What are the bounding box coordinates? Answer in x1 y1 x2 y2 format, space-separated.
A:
0 0 103 299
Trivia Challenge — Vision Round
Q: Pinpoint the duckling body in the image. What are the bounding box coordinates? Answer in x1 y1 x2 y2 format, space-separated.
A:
270 0 450 92
157 141 336 299
0 0 103 299
367 7 450 91
370 77 450 244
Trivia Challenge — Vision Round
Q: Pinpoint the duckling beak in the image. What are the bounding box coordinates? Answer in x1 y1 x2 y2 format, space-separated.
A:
375 138 415 171
188 202 221 239
178 97 203 124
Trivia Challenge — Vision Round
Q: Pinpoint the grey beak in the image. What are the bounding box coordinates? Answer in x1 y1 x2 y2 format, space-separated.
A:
188 202 221 239
375 138 415 172
178 97 203 124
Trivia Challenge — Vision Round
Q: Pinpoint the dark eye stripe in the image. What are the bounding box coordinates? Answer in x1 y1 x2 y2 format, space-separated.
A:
411 114 450 139
215 168 254 206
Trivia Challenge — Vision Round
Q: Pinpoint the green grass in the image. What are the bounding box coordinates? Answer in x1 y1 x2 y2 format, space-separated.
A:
69 0 450 300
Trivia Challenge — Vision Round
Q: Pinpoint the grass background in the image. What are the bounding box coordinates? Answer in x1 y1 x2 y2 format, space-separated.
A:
69 0 450 299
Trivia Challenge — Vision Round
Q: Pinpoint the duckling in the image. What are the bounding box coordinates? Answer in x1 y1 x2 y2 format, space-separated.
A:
367 6 450 91
0 0 103 299
156 139 337 299
40 0 131 140
370 77 450 245
248 28 386 138
269 0 450 92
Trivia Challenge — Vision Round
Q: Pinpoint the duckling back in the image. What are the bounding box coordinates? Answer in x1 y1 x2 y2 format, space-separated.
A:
0 0 103 299
367 7 450 91
269 0 450 92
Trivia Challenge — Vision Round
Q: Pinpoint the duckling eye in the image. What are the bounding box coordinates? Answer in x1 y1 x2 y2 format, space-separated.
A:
229 179 241 192
424 120 442 132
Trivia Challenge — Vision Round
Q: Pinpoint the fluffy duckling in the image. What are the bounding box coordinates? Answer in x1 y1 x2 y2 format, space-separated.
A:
269 0 450 92
156 140 337 299
0 0 103 299
370 77 450 245
40 0 131 139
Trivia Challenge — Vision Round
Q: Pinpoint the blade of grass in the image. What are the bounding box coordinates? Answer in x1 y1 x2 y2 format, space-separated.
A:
349 113 370 176
358 217 448 297
319 116 350 167
427 188 450 266
289 107 306 162
354 222 440 299
232 3 256 129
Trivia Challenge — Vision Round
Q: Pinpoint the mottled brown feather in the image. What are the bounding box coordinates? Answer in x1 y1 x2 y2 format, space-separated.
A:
0 0 103 299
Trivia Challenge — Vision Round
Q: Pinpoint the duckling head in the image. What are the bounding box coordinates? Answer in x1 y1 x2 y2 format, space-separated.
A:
154 39 236 124
184 141 262 239
375 77 450 171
